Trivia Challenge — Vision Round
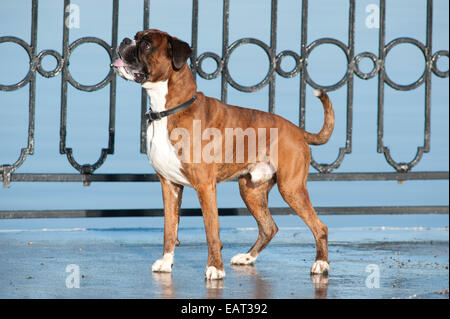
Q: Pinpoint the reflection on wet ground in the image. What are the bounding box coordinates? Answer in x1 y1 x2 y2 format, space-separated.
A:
0 214 448 298
152 264 330 299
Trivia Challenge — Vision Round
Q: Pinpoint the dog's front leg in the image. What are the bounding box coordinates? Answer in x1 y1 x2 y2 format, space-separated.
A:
195 183 225 280
152 174 184 273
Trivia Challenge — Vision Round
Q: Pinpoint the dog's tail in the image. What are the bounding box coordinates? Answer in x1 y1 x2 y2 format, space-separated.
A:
303 89 335 145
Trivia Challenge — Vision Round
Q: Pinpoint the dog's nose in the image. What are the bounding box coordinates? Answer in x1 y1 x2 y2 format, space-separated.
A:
122 37 132 46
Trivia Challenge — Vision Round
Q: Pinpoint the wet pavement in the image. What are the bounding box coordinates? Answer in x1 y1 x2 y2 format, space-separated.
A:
0 214 448 299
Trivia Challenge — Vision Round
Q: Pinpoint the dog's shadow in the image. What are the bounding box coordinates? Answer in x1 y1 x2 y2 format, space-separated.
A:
229 265 272 298
310 274 329 299
152 272 176 298
230 265 329 299
152 265 329 299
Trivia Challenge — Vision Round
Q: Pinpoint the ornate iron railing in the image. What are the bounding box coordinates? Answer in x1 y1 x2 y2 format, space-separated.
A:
0 0 448 217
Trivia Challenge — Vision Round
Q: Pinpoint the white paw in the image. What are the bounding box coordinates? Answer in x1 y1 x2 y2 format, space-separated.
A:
205 266 226 280
310 260 329 275
152 253 174 273
230 253 257 265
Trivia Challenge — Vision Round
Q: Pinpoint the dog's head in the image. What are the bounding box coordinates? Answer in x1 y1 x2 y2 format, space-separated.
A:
111 29 192 84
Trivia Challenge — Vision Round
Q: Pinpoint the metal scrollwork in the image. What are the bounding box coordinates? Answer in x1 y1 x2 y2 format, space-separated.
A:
1 0 449 188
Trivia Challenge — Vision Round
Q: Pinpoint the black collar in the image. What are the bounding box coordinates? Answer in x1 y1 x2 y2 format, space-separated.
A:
144 94 197 122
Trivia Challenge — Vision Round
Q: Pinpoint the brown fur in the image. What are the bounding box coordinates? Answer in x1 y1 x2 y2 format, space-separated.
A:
135 30 334 278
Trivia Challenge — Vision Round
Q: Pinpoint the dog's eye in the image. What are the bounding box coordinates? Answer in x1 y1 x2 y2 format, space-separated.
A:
143 41 151 51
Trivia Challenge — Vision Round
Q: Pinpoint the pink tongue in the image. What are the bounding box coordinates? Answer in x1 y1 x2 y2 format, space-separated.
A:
112 58 125 67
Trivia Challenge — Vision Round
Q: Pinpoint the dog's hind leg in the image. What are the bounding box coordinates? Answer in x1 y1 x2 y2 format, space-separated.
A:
231 174 278 265
283 186 329 274
277 164 329 274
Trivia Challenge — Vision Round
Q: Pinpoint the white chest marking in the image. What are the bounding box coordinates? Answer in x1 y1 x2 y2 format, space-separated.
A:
143 81 191 186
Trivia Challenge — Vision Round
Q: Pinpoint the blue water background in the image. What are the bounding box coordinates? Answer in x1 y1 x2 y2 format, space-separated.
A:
0 0 448 211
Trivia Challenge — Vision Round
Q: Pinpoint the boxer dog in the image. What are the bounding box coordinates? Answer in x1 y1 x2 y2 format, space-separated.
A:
112 29 334 280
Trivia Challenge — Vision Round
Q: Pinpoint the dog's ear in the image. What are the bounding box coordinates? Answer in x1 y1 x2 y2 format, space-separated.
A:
134 31 144 40
168 36 192 70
